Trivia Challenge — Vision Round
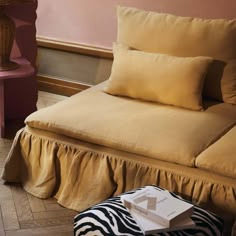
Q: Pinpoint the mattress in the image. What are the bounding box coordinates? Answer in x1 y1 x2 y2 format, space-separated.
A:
25 82 236 167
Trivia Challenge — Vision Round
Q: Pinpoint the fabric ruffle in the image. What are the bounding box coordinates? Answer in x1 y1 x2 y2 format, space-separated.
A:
2 128 236 220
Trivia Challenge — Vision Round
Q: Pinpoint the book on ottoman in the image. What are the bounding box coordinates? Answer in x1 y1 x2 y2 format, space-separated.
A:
121 186 194 228
131 209 195 234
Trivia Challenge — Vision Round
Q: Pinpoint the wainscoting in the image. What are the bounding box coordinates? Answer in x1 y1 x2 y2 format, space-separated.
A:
37 37 113 96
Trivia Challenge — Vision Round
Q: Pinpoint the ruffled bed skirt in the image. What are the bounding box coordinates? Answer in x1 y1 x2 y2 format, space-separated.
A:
2 127 236 220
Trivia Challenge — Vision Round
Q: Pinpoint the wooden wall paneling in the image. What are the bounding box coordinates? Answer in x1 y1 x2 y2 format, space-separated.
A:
38 47 100 85
37 37 113 59
37 75 91 96
37 37 113 96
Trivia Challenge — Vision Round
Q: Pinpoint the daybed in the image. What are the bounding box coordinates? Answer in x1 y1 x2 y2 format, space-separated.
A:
2 6 236 225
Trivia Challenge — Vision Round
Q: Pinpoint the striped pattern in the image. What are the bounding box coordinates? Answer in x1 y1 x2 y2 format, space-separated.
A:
74 186 223 236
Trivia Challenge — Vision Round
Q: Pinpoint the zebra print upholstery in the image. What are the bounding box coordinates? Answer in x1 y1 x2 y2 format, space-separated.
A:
74 186 223 236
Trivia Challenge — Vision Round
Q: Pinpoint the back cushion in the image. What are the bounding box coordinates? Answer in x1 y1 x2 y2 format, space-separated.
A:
117 6 236 104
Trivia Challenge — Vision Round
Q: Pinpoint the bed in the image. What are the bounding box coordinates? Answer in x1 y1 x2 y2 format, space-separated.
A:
2 6 236 226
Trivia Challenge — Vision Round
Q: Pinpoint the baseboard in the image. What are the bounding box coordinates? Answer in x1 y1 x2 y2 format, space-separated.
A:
37 37 113 59
37 75 91 96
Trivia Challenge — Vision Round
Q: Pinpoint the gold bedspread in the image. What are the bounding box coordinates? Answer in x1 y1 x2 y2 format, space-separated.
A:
2 126 236 219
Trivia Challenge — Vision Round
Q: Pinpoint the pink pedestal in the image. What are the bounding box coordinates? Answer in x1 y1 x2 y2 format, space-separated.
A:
0 57 38 138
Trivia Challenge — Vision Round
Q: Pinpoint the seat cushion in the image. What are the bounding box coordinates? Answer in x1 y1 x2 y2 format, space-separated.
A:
25 82 236 167
117 6 236 104
196 125 236 178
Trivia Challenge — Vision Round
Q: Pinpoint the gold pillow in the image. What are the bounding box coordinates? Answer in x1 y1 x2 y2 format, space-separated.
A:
117 6 236 104
104 44 212 110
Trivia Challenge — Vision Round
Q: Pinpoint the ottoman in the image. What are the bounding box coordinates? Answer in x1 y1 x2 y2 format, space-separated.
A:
74 185 224 236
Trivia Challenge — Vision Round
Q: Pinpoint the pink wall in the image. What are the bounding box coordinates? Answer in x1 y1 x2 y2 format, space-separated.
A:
36 0 236 49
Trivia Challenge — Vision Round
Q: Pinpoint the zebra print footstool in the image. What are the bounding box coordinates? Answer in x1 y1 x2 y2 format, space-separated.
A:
74 186 223 236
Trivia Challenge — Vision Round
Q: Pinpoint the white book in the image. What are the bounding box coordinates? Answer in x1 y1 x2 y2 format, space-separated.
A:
121 186 193 227
131 209 195 235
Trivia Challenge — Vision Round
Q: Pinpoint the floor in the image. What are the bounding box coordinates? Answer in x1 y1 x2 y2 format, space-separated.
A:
0 91 235 236
0 91 77 236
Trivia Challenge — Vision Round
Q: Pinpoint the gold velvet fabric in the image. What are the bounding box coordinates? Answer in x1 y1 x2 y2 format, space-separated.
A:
196 125 236 179
104 44 213 110
25 83 236 167
2 127 236 219
117 6 236 104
